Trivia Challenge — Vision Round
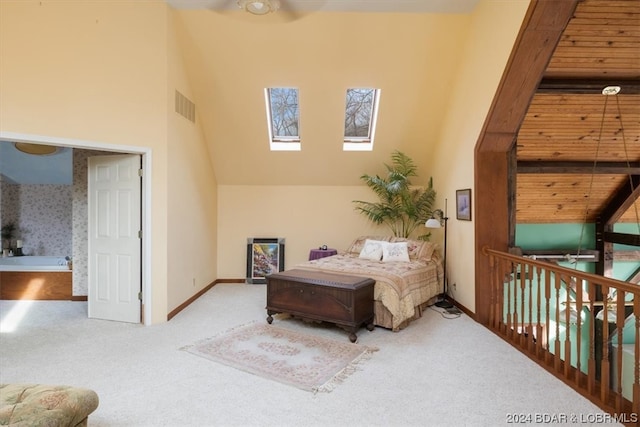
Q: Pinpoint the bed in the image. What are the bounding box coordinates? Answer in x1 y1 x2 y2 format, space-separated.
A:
295 235 444 331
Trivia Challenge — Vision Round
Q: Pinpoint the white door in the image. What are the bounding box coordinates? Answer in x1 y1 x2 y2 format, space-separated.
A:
88 155 142 323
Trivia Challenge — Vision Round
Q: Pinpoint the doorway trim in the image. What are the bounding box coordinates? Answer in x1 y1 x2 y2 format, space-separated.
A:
0 131 153 325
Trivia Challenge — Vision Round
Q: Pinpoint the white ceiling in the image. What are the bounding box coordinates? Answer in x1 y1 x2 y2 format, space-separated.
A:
166 0 481 14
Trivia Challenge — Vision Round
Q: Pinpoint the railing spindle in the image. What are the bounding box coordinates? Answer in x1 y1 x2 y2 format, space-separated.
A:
535 265 543 357
588 280 596 396
614 289 624 412
634 297 639 414
498 260 516 337
507 260 514 340
519 262 526 347
527 263 534 352
601 285 610 404
544 269 551 365
496 256 506 333
554 272 562 372
489 252 500 329
575 276 582 388
564 275 572 379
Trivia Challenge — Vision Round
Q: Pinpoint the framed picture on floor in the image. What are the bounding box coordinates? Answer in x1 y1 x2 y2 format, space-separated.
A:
456 189 472 221
246 237 285 284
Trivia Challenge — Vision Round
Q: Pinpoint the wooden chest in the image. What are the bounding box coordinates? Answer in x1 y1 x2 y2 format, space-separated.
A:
265 269 375 342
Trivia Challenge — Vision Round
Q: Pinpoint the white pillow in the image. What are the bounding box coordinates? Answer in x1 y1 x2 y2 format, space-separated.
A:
382 241 410 262
358 239 386 261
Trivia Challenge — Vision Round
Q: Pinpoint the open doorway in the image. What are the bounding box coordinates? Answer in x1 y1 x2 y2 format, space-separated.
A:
0 133 152 325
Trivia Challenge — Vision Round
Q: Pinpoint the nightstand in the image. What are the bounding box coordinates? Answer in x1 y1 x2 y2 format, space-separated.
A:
309 248 338 261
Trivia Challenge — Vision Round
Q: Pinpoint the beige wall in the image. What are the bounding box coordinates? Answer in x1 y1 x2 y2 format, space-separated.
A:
217 185 388 278
0 1 168 144
0 0 168 323
174 10 472 187
429 0 530 312
217 1 531 312
0 0 530 321
0 1 218 322
166 11 219 312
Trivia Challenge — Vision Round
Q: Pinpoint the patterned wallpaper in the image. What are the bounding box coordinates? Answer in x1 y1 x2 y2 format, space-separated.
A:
0 148 116 296
1 183 72 257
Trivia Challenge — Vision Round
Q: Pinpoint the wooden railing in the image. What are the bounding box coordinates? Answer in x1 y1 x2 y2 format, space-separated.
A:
483 247 639 424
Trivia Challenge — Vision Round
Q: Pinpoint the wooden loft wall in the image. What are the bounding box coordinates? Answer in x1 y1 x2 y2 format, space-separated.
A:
474 0 579 325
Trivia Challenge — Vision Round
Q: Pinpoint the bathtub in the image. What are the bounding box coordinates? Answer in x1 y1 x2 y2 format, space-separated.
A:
0 256 70 272
0 256 72 300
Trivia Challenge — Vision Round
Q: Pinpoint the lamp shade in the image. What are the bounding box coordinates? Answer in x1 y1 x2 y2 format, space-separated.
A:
425 218 441 228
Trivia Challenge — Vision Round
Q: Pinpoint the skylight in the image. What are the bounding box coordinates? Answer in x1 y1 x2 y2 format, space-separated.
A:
343 88 380 152
265 87 300 151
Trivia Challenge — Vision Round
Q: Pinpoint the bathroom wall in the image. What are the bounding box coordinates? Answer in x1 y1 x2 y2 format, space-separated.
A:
1 182 72 256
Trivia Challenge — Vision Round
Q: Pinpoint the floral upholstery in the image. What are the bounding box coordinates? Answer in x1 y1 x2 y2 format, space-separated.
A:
0 384 99 427
344 236 393 256
389 237 437 261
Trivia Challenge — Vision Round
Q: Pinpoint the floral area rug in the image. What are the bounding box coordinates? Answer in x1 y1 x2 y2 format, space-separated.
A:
181 321 377 393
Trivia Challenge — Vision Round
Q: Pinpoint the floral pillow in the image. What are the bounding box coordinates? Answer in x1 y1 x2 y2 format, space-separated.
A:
390 237 436 261
346 236 392 255
382 241 410 262
358 239 386 261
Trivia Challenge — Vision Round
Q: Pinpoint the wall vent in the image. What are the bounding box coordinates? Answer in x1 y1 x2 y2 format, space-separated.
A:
175 90 196 123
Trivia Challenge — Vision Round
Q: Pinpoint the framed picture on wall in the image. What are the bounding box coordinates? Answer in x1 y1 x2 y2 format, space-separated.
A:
246 237 285 284
456 189 472 221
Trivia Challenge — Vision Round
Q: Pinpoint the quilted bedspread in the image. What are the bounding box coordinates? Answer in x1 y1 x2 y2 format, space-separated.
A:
295 251 443 330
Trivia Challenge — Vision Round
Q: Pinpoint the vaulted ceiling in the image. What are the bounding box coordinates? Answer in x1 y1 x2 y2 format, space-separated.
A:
515 0 640 225
3 0 637 227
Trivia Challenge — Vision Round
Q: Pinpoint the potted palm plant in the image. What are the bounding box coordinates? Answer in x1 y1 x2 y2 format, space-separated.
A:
353 150 436 240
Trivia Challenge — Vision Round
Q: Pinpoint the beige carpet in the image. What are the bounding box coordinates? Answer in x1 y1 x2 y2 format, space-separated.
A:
182 321 377 393
0 283 620 426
